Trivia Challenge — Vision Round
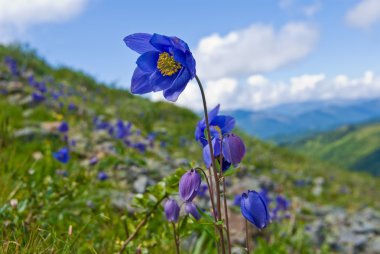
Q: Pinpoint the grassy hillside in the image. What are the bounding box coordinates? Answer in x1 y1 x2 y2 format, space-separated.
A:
285 122 380 175
1 44 380 253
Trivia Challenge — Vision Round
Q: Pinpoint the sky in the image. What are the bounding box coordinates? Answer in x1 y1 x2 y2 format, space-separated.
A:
1 0 380 111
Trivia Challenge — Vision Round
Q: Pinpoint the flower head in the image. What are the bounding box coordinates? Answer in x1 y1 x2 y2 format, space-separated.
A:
179 169 201 202
195 104 235 147
222 134 246 167
57 121 69 133
164 199 180 222
240 190 270 229
185 202 201 220
53 147 70 164
124 33 196 102
97 171 108 181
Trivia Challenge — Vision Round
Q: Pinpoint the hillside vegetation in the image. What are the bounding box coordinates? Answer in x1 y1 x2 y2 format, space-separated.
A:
1 44 380 253
286 122 380 176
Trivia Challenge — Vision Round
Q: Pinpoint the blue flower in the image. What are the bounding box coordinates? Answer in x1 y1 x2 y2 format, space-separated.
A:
97 171 108 181
32 92 45 103
240 190 270 229
202 138 231 171
57 121 69 133
124 33 196 102
53 147 70 164
164 199 180 222
195 104 235 147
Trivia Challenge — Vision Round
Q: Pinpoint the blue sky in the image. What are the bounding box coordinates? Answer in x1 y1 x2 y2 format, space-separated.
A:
1 0 380 110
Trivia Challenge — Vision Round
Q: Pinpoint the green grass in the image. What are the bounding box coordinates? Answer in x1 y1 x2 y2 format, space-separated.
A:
0 44 379 253
285 123 380 175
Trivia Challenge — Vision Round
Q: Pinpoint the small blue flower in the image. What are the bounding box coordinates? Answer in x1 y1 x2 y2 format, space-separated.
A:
164 199 180 222
179 169 201 202
32 92 45 103
57 121 69 133
195 104 235 147
53 147 70 164
202 138 231 171
233 194 242 206
240 190 270 229
97 171 108 181
124 33 196 102
185 202 201 220
89 156 98 166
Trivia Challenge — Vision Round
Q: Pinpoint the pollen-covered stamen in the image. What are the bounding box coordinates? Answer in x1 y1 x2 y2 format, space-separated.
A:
157 52 181 76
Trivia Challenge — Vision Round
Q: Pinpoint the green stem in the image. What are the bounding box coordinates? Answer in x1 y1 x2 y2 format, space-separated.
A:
195 75 225 254
172 222 180 254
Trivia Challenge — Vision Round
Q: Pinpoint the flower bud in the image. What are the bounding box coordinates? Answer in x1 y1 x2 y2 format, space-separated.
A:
179 169 201 202
240 190 270 229
164 199 180 222
185 202 201 220
222 134 245 167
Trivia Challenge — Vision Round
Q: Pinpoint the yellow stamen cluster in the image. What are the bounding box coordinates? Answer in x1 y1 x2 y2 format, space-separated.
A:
157 52 181 76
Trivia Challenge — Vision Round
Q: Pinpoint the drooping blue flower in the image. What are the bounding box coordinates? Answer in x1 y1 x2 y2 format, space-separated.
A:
202 138 231 171
240 190 270 229
222 133 246 167
195 104 235 147
123 33 196 102
57 121 69 133
179 169 201 202
97 171 108 181
164 199 180 222
53 147 70 164
185 202 201 220
258 189 272 206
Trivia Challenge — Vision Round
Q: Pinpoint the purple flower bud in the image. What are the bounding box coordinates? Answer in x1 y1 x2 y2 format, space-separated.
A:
179 169 201 202
222 134 245 167
164 199 180 222
185 202 201 220
240 190 270 229
89 156 98 166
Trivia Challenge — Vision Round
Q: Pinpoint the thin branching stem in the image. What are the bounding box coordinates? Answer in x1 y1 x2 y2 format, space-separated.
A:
172 222 180 254
118 194 167 254
195 75 225 254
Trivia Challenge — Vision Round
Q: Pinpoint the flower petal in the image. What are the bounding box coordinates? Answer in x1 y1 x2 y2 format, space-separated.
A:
136 51 159 72
149 70 175 92
123 33 157 54
185 202 201 220
130 68 153 94
211 116 235 134
150 33 172 52
163 68 191 102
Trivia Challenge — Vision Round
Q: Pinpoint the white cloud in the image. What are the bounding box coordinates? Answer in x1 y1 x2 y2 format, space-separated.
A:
302 2 321 17
194 22 318 79
152 71 380 112
346 0 380 29
0 0 88 43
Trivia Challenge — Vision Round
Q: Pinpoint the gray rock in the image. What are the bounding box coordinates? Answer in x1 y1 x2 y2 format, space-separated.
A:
133 175 149 193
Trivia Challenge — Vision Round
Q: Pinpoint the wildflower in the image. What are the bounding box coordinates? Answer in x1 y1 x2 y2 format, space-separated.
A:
4 56 19 76
97 171 108 181
89 156 98 166
68 103 76 111
57 121 69 133
222 134 246 167
123 33 196 102
240 190 270 229
32 92 45 103
185 202 201 220
53 147 70 163
195 104 235 147
233 194 242 206
202 138 231 171
179 169 201 202
164 199 180 222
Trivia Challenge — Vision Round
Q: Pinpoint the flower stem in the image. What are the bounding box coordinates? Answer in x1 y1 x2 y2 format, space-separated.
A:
245 219 250 254
118 194 167 254
195 167 216 217
195 75 225 254
172 222 180 254
219 137 232 254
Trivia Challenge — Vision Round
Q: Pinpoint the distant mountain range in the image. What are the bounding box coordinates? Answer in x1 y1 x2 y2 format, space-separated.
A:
283 122 380 176
225 99 380 142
